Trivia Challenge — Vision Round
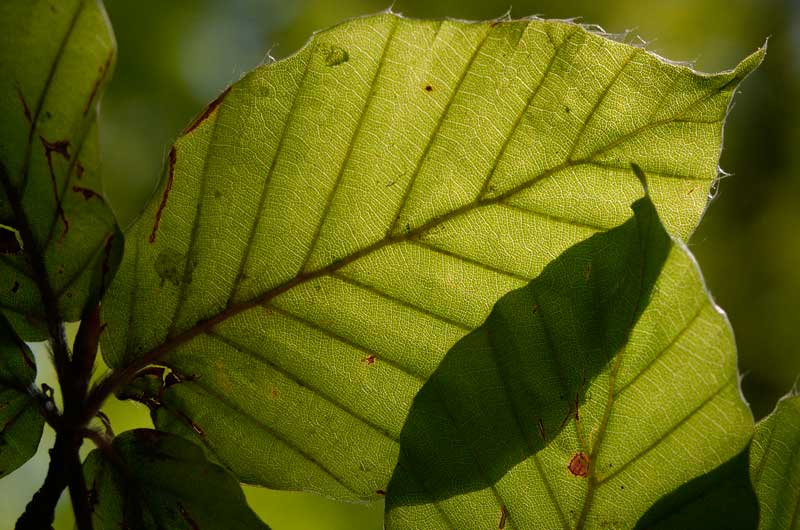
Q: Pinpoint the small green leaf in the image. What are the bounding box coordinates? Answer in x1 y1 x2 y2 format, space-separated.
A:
385 195 753 528
102 13 761 499
83 429 269 530
0 313 44 479
751 394 800 529
0 0 119 339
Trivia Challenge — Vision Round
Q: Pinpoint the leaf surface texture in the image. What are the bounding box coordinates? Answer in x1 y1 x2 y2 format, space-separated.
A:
83 429 269 530
101 13 762 499
384 195 753 528
0 314 43 479
751 394 800 530
0 0 119 339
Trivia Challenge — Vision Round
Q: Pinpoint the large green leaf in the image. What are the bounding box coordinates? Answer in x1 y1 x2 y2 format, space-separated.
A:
100 13 762 499
0 313 44 479
0 0 119 340
384 193 753 528
750 394 800 529
83 429 269 529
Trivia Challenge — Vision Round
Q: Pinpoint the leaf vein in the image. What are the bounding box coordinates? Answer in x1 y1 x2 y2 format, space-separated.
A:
596 375 737 486
178 370 361 494
387 22 495 235
301 18 401 272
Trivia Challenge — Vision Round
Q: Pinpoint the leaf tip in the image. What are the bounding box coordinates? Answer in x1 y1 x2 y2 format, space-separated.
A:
733 43 767 81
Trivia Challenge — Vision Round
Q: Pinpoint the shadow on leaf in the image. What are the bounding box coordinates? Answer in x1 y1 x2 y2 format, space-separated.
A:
633 445 758 529
386 196 671 508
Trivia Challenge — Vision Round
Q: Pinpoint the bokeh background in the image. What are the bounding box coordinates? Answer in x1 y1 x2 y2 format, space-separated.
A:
2 0 797 528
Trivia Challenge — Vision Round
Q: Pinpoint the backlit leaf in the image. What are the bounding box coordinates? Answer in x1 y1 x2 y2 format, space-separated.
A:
750 394 800 530
83 429 269 529
0 313 44 479
0 0 119 339
101 13 762 499
384 194 753 528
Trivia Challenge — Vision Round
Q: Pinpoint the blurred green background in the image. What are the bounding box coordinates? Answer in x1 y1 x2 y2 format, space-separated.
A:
2 0 798 528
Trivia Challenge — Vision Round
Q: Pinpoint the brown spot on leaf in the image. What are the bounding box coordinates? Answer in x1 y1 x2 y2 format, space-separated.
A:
362 354 376 365
76 162 85 180
424 84 433 92
40 137 71 241
83 50 114 116
568 452 590 477
149 146 176 243
376 489 386 496
72 185 100 200
183 85 231 134
15 84 32 124
532 303 539 314
270 387 279 398
499 506 508 529
41 137 70 159
178 502 200 530
11 280 20 294
176 410 205 437
100 233 116 287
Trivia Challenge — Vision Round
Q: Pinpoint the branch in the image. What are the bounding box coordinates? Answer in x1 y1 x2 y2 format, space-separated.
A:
15 430 80 530
67 445 93 530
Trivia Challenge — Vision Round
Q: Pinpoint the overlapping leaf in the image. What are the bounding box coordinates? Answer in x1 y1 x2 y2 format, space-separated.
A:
0 313 44 479
384 194 753 529
101 13 762 499
83 429 268 529
634 446 757 529
750 394 800 529
0 0 119 340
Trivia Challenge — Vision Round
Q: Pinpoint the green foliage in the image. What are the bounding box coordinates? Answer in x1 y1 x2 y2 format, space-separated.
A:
100 12 761 503
0 314 43 480
83 429 268 529
751 394 800 529
386 194 754 528
0 0 120 341
0 2 789 530
634 446 758 529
